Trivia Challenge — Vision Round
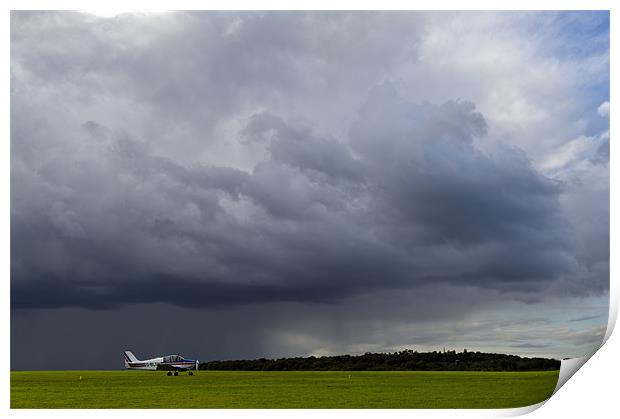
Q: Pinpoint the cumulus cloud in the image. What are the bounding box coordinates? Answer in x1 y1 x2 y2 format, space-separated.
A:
597 101 610 117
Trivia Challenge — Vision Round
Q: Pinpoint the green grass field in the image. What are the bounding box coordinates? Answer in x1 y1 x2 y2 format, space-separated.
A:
11 370 559 409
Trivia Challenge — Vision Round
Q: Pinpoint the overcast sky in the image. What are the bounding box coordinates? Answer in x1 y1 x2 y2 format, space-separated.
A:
11 11 609 370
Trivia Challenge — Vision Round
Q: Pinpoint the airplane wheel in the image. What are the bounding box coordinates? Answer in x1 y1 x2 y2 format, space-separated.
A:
174 371 178 376
188 371 193 376
167 371 172 376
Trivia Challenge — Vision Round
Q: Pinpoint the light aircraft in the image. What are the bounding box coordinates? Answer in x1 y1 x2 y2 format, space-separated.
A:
124 351 199 376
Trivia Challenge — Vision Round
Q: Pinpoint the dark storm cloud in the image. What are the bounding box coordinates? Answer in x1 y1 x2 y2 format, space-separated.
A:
12 71 580 309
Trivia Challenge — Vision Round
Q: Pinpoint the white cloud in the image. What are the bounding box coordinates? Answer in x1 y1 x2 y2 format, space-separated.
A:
598 101 610 117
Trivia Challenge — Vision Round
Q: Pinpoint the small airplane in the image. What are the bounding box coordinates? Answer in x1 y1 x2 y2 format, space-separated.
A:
124 351 199 376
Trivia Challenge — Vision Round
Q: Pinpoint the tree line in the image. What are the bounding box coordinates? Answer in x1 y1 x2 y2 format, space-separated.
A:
198 349 560 371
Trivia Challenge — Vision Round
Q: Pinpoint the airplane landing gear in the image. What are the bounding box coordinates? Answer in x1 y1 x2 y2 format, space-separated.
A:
167 371 172 376
188 371 194 376
173 371 179 376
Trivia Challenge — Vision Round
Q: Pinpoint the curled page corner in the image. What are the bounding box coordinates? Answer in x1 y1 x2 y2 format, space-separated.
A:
603 299 617 342
552 355 593 395
502 355 596 416
552 298 617 395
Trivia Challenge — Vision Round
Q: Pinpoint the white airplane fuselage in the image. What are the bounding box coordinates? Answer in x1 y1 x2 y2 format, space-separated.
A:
124 351 199 371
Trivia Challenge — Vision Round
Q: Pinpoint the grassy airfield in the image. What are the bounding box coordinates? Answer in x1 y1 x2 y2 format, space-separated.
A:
11 370 559 409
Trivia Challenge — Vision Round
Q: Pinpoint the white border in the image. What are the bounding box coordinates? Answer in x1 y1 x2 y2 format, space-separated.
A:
4 1 617 418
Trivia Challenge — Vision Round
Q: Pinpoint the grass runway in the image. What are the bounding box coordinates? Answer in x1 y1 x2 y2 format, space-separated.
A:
11 370 559 409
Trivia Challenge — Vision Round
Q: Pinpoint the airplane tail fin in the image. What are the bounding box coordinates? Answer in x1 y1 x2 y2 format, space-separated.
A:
124 351 139 363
